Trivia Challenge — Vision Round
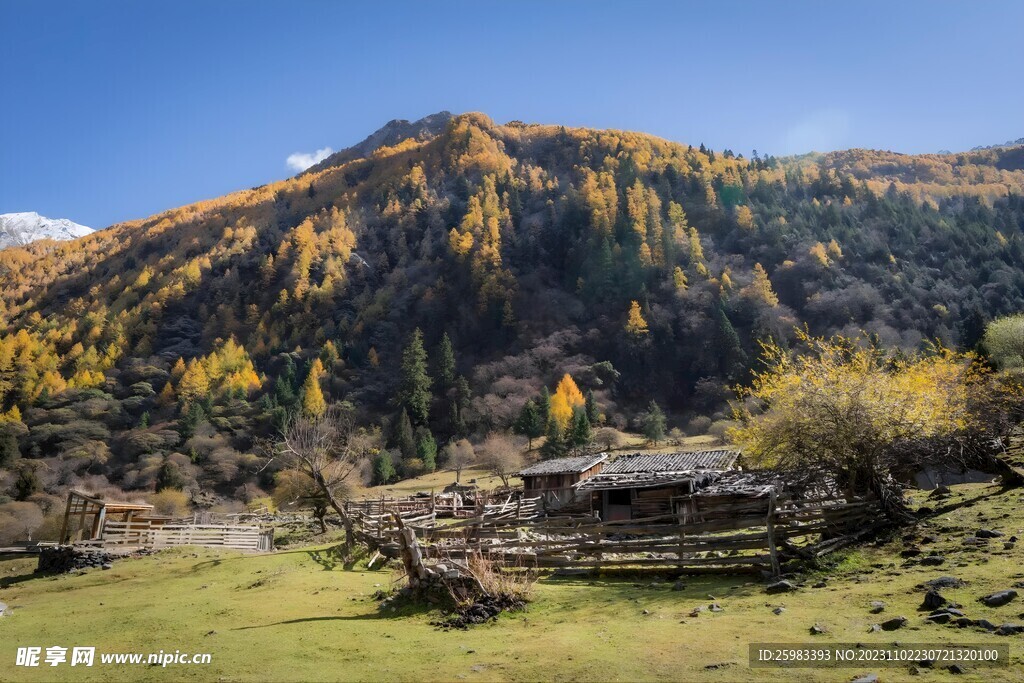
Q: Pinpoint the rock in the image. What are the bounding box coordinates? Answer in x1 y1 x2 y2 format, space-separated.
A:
671 580 686 591
962 536 984 546
920 555 945 566
869 601 886 614
810 624 827 635
995 623 1024 635
868 624 882 632
921 590 948 610
979 590 1018 607
901 547 922 558
434 564 448 574
765 580 796 594
976 529 1005 538
923 576 965 589
851 674 879 683
974 619 998 631
772 607 785 615
929 486 952 497
948 664 966 674
642 609 651 615
0 601 6 617
924 613 951 624
812 581 827 588
1004 542 1015 550
709 603 723 612
101 563 113 570
881 616 908 631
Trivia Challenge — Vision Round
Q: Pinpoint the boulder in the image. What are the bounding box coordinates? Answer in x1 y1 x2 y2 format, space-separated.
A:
921 590 947 610
923 576 965 589
765 580 796 594
976 529 1005 539
920 555 945 566
979 590 1018 607
995 623 1024 635
869 601 886 614
881 616 908 631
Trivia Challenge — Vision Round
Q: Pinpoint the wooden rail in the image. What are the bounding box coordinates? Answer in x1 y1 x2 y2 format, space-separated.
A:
101 521 273 552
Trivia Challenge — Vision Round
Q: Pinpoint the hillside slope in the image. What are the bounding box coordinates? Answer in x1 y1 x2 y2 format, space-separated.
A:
1 112 1023 504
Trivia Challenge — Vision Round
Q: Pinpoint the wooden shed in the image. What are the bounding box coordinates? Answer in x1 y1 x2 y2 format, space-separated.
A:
575 450 740 521
59 490 158 544
516 454 608 509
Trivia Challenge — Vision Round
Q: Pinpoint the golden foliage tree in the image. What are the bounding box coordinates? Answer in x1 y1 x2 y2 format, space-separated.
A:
625 300 649 336
301 358 327 417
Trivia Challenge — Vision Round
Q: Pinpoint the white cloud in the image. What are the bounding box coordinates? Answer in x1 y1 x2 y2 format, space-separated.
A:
779 109 852 155
286 146 334 172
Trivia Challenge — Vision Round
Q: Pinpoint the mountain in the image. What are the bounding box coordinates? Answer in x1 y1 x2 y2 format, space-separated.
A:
0 211 92 249
2 111 1024 503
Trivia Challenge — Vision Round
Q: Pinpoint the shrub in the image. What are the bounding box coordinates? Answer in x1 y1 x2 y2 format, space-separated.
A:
149 489 191 517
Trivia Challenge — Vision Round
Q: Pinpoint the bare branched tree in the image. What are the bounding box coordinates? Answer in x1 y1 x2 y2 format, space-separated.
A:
270 403 374 550
477 433 525 488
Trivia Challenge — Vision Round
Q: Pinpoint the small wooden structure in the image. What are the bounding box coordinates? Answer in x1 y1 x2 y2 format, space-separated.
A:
59 490 158 544
59 490 274 552
516 454 608 509
576 450 739 521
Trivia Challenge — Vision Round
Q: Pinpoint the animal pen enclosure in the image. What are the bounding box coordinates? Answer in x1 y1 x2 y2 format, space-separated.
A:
351 472 885 575
59 490 274 552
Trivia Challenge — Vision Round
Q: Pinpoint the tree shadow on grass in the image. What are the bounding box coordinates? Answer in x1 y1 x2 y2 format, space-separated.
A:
232 603 435 630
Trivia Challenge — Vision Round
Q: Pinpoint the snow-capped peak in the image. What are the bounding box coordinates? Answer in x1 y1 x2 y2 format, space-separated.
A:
0 211 93 249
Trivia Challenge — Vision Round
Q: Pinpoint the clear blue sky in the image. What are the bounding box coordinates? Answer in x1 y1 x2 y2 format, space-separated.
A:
2 1 1022 229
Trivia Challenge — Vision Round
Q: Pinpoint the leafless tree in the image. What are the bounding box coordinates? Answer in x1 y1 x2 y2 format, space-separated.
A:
270 404 374 550
477 433 525 488
444 438 476 483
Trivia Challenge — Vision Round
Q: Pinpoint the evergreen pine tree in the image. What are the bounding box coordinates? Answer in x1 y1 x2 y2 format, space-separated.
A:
540 418 568 460
570 408 592 451
584 390 599 424
400 328 432 425
514 399 544 449
394 408 416 460
436 332 456 392
373 452 396 485
416 428 438 472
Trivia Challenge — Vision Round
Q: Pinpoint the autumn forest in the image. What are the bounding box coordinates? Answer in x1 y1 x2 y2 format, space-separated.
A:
2 111 1024 535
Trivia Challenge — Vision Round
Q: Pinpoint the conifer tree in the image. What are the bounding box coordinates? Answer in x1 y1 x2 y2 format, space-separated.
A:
643 401 666 445
540 417 568 460
416 428 438 472
300 358 327 417
178 358 210 403
625 300 649 336
514 399 544 449
394 407 416 460
570 408 592 451
436 332 456 392
584 389 599 424
400 328 432 425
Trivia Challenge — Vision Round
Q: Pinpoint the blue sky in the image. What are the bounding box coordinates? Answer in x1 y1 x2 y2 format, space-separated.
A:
1 1 1022 229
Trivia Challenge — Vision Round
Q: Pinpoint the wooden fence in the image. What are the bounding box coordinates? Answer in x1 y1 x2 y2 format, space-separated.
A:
353 491 883 575
101 521 274 552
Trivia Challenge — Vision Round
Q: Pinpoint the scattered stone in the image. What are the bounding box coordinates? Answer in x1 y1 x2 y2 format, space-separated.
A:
851 674 879 683
976 529 1005 539
810 623 827 635
947 664 966 674
772 607 785 615
671 580 686 592
901 547 922 558
101 563 113 570
923 576 965 589
921 535 938 543
765 580 795 594
929 486 952 498
812 581 827 589
881 616 908 631
920 555 945 566
868 624 882 632
921 590 948 610
642 609 651 615
0 601 7 617
869 601 886 614
962 536 984 546
974 619 998 631
924 613 951 624
995 623 1024 635
979 590 1017 607
703 663 733 670
1004 542 1016 551
709 603 723 612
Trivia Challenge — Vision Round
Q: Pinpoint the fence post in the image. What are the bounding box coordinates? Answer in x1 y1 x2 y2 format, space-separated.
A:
766 489 781 577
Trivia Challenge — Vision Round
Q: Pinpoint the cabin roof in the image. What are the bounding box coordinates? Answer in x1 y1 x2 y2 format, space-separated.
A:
601 450 739 474
516 453 608 477
576 469 722 492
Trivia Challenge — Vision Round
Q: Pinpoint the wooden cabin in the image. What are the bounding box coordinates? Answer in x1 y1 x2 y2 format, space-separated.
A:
516 454 608 509
576 450 740 521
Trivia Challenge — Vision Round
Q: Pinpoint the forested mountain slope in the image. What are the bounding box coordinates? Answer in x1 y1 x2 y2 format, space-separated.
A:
1 112 1023 507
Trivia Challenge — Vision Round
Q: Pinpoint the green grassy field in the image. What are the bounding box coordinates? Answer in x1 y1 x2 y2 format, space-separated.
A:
2 482 1023 682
